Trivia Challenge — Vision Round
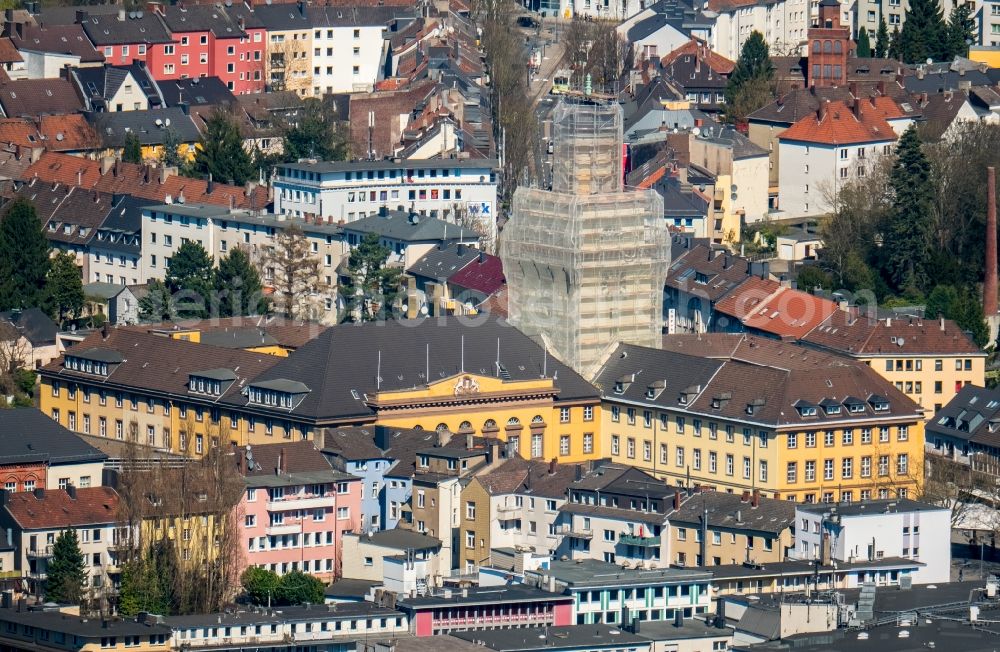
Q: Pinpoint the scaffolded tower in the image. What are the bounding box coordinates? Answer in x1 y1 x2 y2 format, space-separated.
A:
501 99 670 375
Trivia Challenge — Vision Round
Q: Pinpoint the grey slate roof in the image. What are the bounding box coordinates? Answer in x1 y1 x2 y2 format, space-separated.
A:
669 490 796 535
159 76 236 108
78 11 173 46
0 308 57 346
87 107 201 147
243 317 598 422
344 210 482 244
350 528 441 550
592 343 724 411
797 498 946 517
83 281 129 300
0 407 108 465
452 626 650 652
537 558 711 589
254 3 314 31
925 384 1000 449
407 242 479 280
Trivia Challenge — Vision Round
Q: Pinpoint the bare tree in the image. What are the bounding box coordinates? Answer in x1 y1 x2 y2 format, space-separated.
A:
263 223 328 321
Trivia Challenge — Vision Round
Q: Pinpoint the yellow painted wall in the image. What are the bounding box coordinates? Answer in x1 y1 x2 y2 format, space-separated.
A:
372 373 603 463
860 354 985 414
969 47 1000 69
459 479 493 569
601 398 924 502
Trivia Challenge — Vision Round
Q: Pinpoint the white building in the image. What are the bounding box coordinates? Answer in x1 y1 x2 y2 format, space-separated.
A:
792 499 951 584
308 6 399 95
340 529 443 595
777 98 897 217
273 159 499 244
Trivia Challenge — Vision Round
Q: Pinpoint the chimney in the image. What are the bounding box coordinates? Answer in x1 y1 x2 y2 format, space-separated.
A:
206 173 214 194
66 484 77 499
985 166 998 316
465 432 473 450
751 489 759 508
548 458 557 474
672 492 681 510
118 8 126 21
940 315 946 331
674 610 683 627
877 80 886 96
820 532 832 566
277 447 286 475
741 489 751 502
869 94 878 109
848 81 858 98
817 99 829 122
852 98 862 120
160 166 170 184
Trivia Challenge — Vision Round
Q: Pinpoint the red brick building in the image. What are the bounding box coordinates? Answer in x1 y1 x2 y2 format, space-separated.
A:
808 0 852 88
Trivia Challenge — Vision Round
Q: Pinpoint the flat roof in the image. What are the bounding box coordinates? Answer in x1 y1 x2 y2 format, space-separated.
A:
280 159 499 173
797 499 948 518
0 609 171 637
397 586 573 610
710 557 923 581
535 559 711 589
452 625 649 652
635 619 734 641
165 603 402 627
142 204 342 236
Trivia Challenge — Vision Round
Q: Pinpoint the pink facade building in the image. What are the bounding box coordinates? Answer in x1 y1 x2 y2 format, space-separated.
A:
398 586 575 637
237 441 360 582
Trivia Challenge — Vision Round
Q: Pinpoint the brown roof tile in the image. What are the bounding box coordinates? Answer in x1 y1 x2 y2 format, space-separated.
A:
665 243 753 303
714 277 839 340
243 440 334 476
803 310 983 356
4 486 119 529
778 98 897 145
20 152 268 209
0 79 84 118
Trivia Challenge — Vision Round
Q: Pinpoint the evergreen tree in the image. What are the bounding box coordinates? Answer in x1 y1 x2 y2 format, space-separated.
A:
48 250 84 325
123 132 143 164
159 127 186 169
889 26 902 59
214 247 266 317
884 126 933 294
724 31 775 123
275 571 324 605
138 279 175 322
946 3 976 59
899 0 948 63
926 284 989 347
283 98 349 162
875 14 890 57
192 110 254 186
340 232 403 322
265 224 325 320
45 529 87 604
165 241 214 318
241 566 280 605
0 198 51 311
856 26 872 57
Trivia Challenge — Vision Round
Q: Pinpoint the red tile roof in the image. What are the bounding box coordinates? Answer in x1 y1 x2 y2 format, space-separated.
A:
4 487 119 529
779 99 898 145
20 152 268 209
37 115 100 152
714 277 839 340
448 251 505 296
0 38 22 64
661 38 734 75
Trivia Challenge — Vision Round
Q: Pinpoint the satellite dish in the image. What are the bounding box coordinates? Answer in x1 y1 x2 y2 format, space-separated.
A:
897 337 905 346
154 118 163 127
926 58 933 65
56 133 64 141
692 127 701 136
165 118 171 127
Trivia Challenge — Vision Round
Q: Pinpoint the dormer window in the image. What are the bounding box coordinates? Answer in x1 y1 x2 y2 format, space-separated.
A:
824 405 841 415
245 379 311 410
711 392 731 410
189 369 236 397
64 348 123 376
746 398 765 416
646 380 666 400
868 395 890 412
615 381 625 394
798 406 817 417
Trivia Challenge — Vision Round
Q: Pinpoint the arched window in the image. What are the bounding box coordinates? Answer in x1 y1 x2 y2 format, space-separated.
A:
823 40 832 53
833 40 842 54
506 417 521 426
531 415 545 424
435 423 449 433
484 419 497 429
413 425 424 430
459 420 472 431
813 40 821 53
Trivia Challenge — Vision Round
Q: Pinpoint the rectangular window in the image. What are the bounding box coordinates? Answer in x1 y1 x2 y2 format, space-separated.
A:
787 462 797 483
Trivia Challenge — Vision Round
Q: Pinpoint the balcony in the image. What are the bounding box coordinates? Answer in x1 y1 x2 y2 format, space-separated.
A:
265 522 302 536
496 504 521 518
620 534 661 547
266 495 333 512
554 525 593 540
27 545 54 558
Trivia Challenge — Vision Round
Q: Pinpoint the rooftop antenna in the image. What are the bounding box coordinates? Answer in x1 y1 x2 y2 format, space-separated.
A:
496 337 501 377
460 335 465 373
377 350 382 391
426 343 430 383
543 346 547 378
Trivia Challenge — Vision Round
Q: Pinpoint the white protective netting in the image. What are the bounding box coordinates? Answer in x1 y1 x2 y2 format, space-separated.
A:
501 99 671 375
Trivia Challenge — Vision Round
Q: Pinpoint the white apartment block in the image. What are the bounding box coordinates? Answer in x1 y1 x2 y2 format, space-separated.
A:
141 203 347 318
778 138 893 217
792 500 951 584
491 493 568 557
273 159 499 242
309 20 388 94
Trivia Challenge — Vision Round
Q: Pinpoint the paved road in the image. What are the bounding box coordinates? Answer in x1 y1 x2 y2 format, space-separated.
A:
515 20 565 186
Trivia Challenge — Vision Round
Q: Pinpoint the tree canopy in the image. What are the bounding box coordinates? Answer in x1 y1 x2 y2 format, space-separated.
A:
875 15 890 57
45 529 87 604
884 126 933 294
282 98 349 162
215 247 266 317
856 26 872 57
724 31 775 123
340 232 402 322
0 198 51 311
48 251 84 325
192 110 255 186
123 132 143 164
165 241 214 318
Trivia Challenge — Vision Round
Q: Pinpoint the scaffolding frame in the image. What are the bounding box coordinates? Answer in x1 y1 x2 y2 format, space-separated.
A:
501 100 670 374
